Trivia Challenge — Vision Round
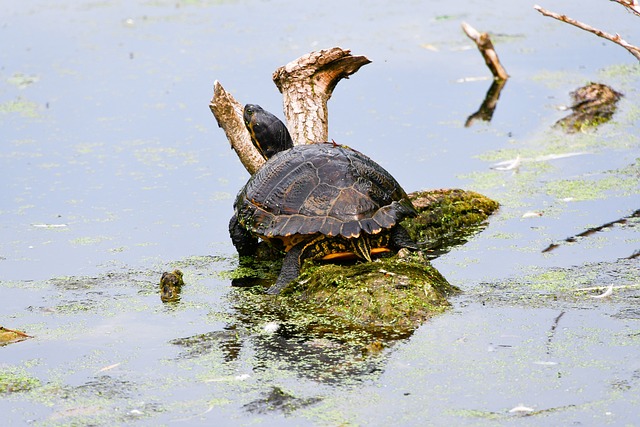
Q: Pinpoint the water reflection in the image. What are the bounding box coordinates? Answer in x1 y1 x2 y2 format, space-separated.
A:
465 79 508 127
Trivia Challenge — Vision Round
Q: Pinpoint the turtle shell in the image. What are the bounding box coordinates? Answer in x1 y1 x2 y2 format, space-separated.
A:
234 143 417 243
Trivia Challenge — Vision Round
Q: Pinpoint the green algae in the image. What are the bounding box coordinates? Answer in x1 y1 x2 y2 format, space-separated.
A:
545 173 639 201
0 99 40 117
0 367 41 394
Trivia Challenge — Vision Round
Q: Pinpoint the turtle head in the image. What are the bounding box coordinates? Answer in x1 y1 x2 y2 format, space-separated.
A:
244 104 294 160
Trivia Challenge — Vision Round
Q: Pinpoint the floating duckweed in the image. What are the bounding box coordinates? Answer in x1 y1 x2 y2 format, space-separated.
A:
0 368 41 394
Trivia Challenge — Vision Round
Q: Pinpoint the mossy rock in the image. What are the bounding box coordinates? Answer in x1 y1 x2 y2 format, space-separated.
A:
231 188 498 337
403 188 500 252
281 253 458 337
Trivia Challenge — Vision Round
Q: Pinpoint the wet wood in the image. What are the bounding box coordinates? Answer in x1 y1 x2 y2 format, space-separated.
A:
542 208 640 255
534 4 640 61
461 22 509 81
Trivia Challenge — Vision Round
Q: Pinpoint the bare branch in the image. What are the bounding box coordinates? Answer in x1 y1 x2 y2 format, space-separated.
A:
534 4 640 61
209 81 265 175
461 22 509 81
610 0 640 17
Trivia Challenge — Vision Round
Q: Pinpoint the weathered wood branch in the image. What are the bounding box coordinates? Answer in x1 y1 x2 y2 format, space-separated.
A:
272 47 371 145
210 48 371 174
534 4 640 61
209 81 265 174
461 22 509 81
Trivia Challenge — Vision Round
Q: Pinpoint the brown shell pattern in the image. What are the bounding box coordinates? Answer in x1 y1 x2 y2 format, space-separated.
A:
235 143 417 239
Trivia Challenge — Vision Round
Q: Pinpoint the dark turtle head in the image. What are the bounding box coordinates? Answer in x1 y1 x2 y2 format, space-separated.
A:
244 104 293 160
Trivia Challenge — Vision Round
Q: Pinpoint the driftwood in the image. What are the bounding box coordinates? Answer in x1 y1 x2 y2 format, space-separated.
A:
209 82 265 175
461 22 509 81
209 47 370 174
534 4 640 61
272 48 370 146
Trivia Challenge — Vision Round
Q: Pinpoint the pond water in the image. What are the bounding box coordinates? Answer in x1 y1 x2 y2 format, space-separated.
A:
1 0 639 425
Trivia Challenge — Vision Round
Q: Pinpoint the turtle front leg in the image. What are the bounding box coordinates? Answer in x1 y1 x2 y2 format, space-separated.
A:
229 213 258 256
266 242 305 295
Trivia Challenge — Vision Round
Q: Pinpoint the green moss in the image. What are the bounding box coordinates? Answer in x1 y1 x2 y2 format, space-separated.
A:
284 254 457 336
402 189 500 249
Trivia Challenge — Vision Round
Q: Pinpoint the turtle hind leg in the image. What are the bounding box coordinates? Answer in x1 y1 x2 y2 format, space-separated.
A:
391 225 419 251
266 242 305 295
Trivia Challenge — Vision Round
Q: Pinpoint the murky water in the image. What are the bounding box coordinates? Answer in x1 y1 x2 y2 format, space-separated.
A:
1 1 639 425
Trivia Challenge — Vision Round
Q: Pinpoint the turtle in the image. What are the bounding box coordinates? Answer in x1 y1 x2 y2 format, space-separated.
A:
229 104 419 294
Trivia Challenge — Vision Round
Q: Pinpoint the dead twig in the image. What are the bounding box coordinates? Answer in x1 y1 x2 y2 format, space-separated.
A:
611 0 640 17
461 22 509 81
534 4 640 61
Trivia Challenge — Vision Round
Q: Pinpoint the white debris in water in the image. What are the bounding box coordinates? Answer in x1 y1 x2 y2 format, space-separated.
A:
491 152 591 171
205 373 250 383
263 322 280 333
31 223 68 228
533 361 558 366
590 284 614 299
522 211 543 218
491 155 521 171
508 404 534 413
